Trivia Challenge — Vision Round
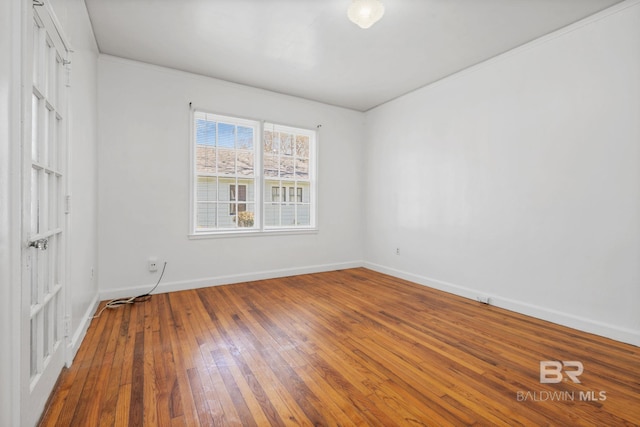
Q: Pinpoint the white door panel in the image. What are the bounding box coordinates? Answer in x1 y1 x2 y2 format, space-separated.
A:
22 4 69 426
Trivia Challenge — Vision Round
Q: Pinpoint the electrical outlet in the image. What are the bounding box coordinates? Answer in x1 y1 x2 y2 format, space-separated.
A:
395 247 400 255
148 257 158 272
477 295 490 304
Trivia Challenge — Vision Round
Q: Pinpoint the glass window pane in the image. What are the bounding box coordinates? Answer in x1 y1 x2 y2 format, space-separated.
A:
50 56 59 106
280 157 294 178
53 293 59 343
264 203 279 227
272 132 281 154
30 318 38 377
196 145 216 173
300 183 310 203
45 234 55 293
264 155 278 177
196 119 216 146
43 39 51 97
296 135 309 158
219 181 232 202
270 185 280 202
237 185 247 201
237 204 255 228
41 240 49 294
218 122 235 148
50 234 58 288
237 126 253 150
55 116 62 168
57 57 66 107
197 177 217 201
49 172 57 229
264 130 275 153
42 105 49 166
32 94 39 162
297 204 311 226
32 23 40 86
31 168 39 234
243 181 255 202
281 205 295 226
31 246 39 306
197 203 217 228
237 151 253 176
295 158 309 179
49 113 57 169
47 46 57 102
217 148 235 175
281 132 293 156
55 175 62 228
43 304 50 358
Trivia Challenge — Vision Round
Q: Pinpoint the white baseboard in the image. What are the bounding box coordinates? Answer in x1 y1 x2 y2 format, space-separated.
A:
97 260 639 347
364 262 640 347
66 293 100 366
99 260 365 301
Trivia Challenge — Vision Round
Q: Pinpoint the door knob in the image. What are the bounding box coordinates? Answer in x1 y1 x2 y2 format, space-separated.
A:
28 238 49 250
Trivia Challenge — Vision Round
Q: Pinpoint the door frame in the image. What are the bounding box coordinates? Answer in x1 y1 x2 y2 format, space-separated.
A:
1 0 25 425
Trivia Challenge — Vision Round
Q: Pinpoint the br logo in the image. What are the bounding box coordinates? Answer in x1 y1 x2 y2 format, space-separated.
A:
540 361 583 384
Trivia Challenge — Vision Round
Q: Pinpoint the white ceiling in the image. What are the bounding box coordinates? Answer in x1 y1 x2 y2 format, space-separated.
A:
84 0 624 111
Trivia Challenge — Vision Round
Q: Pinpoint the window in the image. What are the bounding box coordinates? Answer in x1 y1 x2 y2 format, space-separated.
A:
193 112 257 231
192 112 316 234
263 123 315 228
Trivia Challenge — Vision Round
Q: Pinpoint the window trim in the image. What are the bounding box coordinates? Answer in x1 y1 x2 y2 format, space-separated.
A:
189 110 318 237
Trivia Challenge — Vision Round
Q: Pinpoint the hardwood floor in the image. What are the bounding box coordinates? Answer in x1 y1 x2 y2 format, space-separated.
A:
40 268 640 426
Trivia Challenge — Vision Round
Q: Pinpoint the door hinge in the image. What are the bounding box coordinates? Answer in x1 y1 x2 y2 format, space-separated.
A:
65 195 71 214
63 317 71 338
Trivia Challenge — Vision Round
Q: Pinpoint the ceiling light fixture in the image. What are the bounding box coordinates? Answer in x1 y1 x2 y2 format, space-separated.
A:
347 0 385 29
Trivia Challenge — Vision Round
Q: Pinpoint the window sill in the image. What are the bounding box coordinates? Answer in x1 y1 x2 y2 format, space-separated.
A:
188 227 318 239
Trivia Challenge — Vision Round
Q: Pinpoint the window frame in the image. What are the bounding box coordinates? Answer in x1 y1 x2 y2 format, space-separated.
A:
189 110 318 237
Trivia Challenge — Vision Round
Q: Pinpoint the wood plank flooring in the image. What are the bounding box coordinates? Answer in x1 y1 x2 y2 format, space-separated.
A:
39 268 640 426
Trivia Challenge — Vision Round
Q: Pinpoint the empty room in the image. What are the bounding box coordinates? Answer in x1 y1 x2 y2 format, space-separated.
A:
1 0 639 425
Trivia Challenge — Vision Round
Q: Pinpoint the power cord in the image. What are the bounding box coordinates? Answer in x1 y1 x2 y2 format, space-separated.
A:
93 261 167 319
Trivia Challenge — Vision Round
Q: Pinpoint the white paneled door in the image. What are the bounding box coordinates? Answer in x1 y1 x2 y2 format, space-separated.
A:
22 4 69 426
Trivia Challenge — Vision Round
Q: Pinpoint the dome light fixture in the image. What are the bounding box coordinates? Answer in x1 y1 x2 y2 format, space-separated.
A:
347 0 385 29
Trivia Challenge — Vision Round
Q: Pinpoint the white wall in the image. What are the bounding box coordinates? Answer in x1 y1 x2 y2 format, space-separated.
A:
49 0 100 359
97 56 364 297
364 1 640 346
